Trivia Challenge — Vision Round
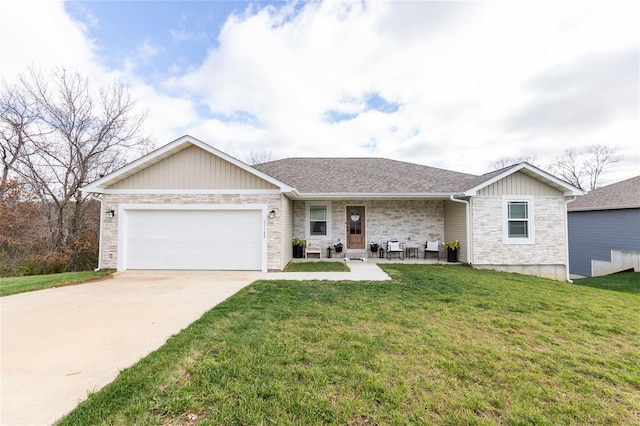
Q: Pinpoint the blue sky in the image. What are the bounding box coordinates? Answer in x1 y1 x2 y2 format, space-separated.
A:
65 1 251 81
1 0 638 182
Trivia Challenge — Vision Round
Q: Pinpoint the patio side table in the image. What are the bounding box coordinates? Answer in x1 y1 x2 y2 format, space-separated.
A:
405 246 419 259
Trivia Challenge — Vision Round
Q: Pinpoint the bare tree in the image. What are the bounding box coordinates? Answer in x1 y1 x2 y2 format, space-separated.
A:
0 67 151 269
247 149 273 165
0 89 38 200
490 145 622 190
550 145 621 190
490 155 540 170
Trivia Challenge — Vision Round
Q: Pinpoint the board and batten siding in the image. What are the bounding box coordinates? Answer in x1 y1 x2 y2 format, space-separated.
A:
107 145 278 190
477 172 562 197
444 199 468 263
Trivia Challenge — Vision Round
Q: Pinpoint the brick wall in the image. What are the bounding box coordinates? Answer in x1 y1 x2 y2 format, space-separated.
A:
471 196 566 266
292 199 445 254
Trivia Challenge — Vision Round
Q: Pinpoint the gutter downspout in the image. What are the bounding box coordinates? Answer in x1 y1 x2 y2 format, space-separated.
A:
564 196 577 282
449 195 471 264
91 194 104 271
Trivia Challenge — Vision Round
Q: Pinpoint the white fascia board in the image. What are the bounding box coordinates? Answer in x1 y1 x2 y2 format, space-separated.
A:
82 134 294 194
102 188 283 195
293 192 455 200
464 163 585 196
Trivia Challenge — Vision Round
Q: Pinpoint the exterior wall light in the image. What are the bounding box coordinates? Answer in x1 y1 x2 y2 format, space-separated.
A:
269 210 276 219
105 209 115 218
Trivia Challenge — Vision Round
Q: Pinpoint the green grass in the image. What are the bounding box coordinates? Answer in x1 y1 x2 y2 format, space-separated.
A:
284 261 350 272
0 270 113 297
60 266 640 425
573 270 640 295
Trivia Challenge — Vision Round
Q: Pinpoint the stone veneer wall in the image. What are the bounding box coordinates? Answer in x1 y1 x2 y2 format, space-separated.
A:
101 193 283 271
292 199 445 255
471 196 568 280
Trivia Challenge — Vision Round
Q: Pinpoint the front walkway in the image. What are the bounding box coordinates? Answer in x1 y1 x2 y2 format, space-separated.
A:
264 259 392 281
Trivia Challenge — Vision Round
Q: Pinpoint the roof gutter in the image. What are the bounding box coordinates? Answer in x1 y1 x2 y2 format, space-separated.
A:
564 196 577 282
294 192 455 200
449 195 471 264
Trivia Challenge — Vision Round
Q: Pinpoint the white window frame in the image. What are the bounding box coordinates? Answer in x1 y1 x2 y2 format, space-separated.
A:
305 202 331 240
502 196 535 244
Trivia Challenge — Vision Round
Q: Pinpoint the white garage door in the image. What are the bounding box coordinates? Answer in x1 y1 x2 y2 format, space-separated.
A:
125 209 262 270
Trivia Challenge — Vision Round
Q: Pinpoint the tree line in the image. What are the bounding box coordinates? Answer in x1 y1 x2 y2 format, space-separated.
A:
0 68 151 276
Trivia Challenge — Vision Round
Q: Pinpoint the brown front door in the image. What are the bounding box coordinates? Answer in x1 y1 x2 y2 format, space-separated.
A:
346 206 365 249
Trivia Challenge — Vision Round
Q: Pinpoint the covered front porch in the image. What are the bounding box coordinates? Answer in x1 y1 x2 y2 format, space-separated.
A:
291 198 468 264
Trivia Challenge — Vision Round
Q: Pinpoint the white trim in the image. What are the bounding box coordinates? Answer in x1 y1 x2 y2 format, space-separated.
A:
502 196 535 244
465 163 585 196
304 201 332 240
449 195 471 264
103 188 282 195
295 193 454 200
83 135 294 194
116 203 268 272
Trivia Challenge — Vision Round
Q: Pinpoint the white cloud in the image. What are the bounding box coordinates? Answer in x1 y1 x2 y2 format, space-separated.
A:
0 0 98 79
1 0 638 184
167 0 638 182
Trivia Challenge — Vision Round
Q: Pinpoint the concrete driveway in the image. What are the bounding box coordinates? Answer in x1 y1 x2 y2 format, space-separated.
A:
1 271 260 426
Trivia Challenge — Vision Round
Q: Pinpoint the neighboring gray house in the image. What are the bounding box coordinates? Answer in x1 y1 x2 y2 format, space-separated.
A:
83 135 584 280
568 175 640 277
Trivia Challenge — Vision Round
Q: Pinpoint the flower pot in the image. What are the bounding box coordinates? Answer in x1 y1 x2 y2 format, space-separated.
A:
335 246 343 253
293 245 304 258
447 247 458 263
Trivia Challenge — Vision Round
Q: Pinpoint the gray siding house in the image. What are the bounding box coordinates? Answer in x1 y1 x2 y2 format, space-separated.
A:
568 175 640 277
83 135 584 281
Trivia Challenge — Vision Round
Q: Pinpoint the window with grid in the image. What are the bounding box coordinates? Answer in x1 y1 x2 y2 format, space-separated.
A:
503 197 535 244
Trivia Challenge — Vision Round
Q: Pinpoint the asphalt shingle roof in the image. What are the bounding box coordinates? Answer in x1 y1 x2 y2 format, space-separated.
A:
568 175 640 211
254 158 481 194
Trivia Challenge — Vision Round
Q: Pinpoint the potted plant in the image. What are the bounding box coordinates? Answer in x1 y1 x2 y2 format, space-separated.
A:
292 238 306 258
443 240 460 262
334 240 343 253
369 241 379 253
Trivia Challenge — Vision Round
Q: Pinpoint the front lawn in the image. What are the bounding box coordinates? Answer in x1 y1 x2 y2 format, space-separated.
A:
61 266 640 425
284 261 350 272
0 270 113 297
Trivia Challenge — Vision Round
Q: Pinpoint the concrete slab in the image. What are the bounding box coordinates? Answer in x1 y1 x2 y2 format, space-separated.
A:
263 259 391 281
1 271 259 426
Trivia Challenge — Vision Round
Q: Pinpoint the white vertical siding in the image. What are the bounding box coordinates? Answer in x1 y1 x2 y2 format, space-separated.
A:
478 172 562 196
444 200 468 263
108 145 278 190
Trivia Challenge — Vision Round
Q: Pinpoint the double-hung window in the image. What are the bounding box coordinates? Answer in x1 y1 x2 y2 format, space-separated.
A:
306 203 330 238
503 197 535 244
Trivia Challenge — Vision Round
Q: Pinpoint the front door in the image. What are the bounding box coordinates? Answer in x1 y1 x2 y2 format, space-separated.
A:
346 206 365 249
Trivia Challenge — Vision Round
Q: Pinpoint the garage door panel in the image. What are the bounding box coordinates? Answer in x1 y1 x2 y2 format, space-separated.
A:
125 209 262 270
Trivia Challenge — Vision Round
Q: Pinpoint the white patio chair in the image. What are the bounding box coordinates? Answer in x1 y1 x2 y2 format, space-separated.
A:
424 240 440 260
386 240 404 260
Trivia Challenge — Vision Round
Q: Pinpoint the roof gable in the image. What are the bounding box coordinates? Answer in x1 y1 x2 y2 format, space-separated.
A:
463 163 584 196
83 135 293 194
